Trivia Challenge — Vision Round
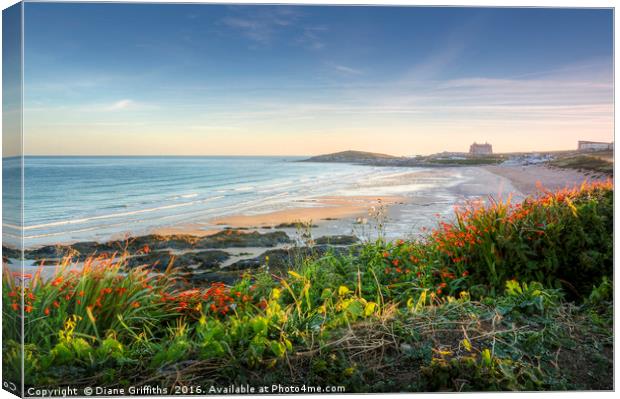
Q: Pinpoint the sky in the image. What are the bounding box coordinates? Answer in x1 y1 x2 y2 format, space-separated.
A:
19 3 614 156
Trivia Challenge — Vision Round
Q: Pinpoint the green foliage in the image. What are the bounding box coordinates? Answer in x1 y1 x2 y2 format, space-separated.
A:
2 182 613 391
421 352 547 391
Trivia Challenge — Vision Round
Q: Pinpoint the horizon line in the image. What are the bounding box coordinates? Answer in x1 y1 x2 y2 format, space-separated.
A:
2 146 595 159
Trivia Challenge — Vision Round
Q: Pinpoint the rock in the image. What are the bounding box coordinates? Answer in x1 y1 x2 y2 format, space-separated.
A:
196 230 291 248
2 246 22 260
22 230 290 263
274 222 318 228
181 250 230 270
188 270 242 286
126 250 230 271
314 235 359 245
126 251 176 271
126 234 198 251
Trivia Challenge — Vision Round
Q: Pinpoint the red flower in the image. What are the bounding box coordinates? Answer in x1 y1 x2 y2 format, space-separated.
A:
462 271 469 277
392 259 399 267
44 308 50 316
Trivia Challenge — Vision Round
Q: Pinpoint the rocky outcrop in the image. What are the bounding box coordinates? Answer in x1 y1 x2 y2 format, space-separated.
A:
314 235 359 245
19 230 292 263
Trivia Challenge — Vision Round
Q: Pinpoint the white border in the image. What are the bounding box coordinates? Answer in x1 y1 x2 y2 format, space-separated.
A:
0 1 617 399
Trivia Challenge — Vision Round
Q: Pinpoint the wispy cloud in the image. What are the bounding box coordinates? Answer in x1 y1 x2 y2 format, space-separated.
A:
330 63 364 75
221 7 327 50
297 26 327 50
221 7 300 45
108 99 135 111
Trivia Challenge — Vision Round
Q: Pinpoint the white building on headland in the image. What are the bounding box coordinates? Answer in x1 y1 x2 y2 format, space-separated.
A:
469 142 493 156
578 141 613 151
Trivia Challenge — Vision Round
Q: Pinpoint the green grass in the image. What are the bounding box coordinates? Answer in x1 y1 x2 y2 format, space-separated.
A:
2 181 613 392
549 155 613 176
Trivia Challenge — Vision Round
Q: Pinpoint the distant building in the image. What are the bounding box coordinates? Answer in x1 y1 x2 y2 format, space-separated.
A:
469 142 493 156
578 141 613 151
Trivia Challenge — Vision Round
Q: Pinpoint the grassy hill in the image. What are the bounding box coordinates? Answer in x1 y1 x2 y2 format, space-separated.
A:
304 150 399 163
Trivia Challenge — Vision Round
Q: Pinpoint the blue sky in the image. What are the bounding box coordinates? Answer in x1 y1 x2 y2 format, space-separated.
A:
22 3 613 155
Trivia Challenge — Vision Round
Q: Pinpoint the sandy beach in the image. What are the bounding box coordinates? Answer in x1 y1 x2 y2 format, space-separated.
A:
153 165 602 242
153 166 526 241
483 164 609 195
155 164 608 241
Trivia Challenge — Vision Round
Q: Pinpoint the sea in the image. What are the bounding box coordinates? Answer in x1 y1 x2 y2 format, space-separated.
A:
2 156 463 248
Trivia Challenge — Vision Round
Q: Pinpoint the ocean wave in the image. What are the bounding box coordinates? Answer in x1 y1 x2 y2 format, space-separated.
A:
22 196 224 231
175 193 199 199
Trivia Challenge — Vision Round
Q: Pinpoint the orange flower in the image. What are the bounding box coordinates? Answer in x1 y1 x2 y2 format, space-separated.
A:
24 305 33 313
78 290 85 297
44 308 50 316
132 301 140 308
382 252 389 258
462 271 469 277
11 303 18 311
391 259 399 267
53 301 60 308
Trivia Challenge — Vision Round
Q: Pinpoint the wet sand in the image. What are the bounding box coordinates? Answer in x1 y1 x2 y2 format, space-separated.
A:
209 195 405 228
154 167 524 241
